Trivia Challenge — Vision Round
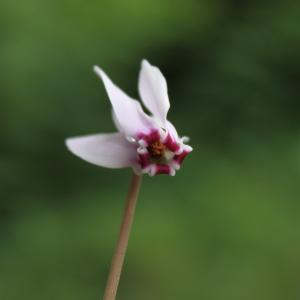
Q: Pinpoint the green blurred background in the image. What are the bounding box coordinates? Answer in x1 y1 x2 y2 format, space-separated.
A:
1 0 300 299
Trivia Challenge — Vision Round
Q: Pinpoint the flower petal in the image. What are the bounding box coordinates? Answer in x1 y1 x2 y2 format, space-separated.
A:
65 132 136 168
138 59 170 129
94 66 154 138
166 120 179 140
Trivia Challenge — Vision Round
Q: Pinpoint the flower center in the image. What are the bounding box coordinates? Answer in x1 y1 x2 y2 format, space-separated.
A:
147 141 166 158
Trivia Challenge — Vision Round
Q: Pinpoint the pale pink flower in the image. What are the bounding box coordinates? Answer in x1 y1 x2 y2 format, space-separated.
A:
66 60 192 176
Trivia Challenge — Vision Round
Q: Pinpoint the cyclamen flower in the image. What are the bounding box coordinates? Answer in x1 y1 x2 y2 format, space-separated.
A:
66 60 192 176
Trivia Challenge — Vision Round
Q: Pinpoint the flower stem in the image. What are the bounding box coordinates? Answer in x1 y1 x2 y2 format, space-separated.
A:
102 174 142 300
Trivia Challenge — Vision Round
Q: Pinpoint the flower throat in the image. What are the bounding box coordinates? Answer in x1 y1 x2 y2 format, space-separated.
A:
147 140 166 158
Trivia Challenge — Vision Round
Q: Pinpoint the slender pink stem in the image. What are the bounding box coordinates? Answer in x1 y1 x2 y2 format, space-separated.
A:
102 174 142 300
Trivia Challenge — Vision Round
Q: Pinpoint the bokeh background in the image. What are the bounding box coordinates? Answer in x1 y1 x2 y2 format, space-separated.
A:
1 0 300 299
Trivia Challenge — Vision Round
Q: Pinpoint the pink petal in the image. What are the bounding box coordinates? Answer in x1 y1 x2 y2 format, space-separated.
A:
138 60 170 129
94 66 154 138
166 120 179 140
65 132 136 168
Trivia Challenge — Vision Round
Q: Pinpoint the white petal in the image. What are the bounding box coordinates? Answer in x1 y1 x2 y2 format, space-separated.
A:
166 120 179 140
94 66 154 138
138 59 170 129
65 132 136 168
111 109 123 133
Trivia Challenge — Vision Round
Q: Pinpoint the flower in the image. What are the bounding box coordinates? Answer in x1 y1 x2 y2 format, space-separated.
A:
66 60 192 176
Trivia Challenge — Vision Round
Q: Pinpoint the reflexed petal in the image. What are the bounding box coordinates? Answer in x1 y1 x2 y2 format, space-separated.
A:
111 109 122 133
166 120 179 140
65 132 136 168
94 66 154 138
138 60 170 129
